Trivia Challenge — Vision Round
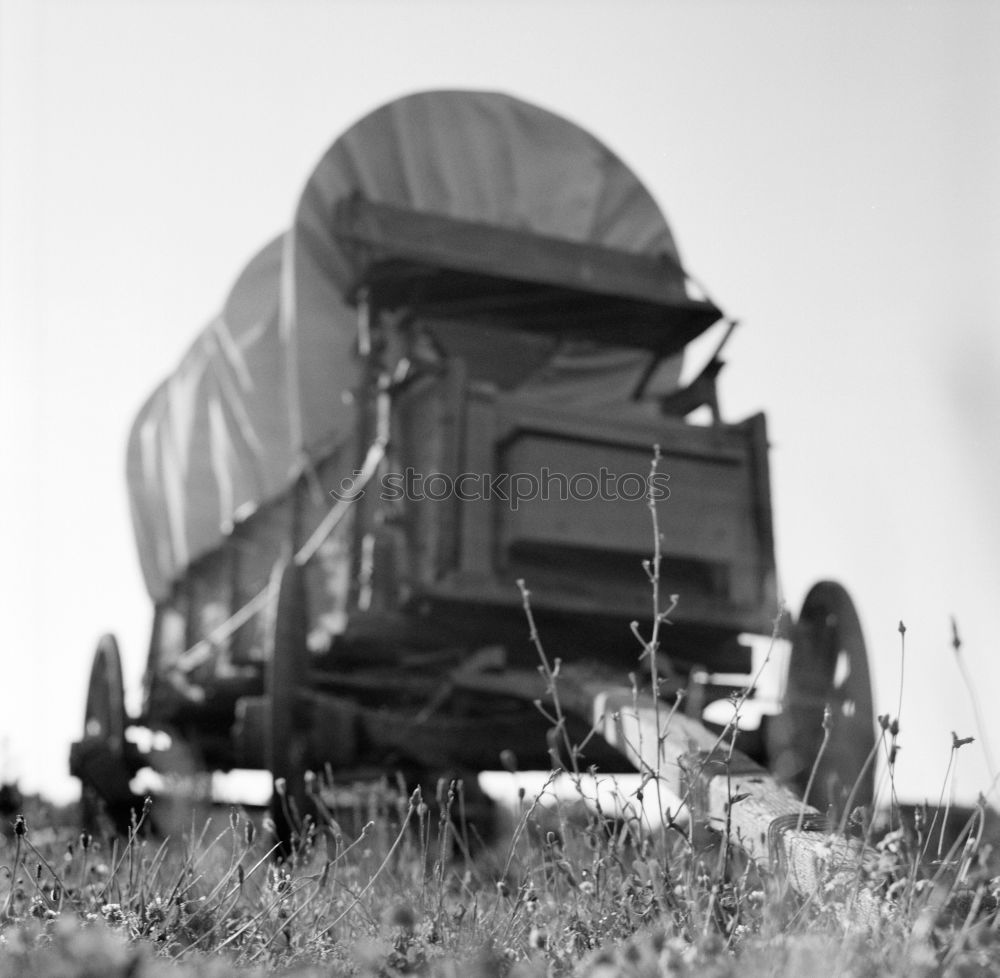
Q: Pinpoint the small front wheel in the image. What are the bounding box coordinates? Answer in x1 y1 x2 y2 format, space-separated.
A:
266 556 312 856
71 634 140 835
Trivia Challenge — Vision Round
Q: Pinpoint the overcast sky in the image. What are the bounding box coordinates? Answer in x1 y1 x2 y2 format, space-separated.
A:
1 0 998 807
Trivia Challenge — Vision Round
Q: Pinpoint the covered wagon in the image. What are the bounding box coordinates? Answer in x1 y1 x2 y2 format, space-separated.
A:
70 90 875 850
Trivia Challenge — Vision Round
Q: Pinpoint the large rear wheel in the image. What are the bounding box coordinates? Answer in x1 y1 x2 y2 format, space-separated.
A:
768 581 876 819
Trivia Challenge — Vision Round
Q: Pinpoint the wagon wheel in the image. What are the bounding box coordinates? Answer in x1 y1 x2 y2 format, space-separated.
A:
75 634 139 835
767 581 876 820
266 556 312 856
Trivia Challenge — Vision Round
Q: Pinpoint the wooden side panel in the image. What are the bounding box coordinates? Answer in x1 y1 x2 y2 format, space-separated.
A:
394 372 778 636
394 375 445 588
490 408 775 630
500 435 748 565
457 383 499 577
393 361 467 587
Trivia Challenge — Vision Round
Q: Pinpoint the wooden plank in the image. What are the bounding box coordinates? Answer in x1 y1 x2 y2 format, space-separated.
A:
495 399 750 463
742 412 779 614
562 674 877 918
435 358 468 578
457 383 498 577
500 435 748 564
394 373 452 587
422 574 776 636
332 196 712 313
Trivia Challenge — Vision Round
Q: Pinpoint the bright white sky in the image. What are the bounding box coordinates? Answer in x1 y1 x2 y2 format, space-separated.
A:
1 0 998 808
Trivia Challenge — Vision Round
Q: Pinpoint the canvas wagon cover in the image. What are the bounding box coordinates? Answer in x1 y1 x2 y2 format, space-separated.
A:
127 89 694 601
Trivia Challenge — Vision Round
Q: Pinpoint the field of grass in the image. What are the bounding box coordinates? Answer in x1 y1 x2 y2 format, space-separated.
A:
5 493 999 976
3 747 1000 978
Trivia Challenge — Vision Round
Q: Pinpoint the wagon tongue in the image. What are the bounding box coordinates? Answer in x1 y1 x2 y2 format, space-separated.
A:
331 196 722 360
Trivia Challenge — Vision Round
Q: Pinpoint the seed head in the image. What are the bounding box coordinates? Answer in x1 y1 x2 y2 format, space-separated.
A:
101 903 124 925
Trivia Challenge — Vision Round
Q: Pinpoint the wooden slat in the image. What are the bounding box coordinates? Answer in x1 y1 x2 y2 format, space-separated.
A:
501 435 748 564
331 197 723 358
335 196 696 309
457 383 498 577
565 674 877 919
421 574 776 635
495 400 750 463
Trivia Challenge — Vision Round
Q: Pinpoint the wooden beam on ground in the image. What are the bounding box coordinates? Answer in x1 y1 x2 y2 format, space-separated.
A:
444 658 879 921
562 675 879 921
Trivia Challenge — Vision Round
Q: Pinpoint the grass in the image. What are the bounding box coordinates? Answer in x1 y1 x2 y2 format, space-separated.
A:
6 463 1000 975
5 733 999 971
2 767 1000 977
